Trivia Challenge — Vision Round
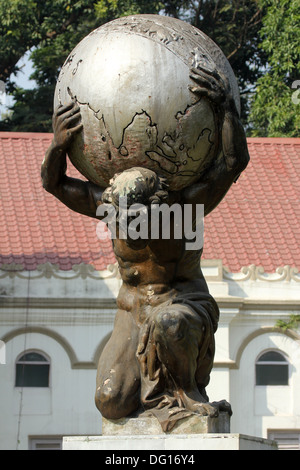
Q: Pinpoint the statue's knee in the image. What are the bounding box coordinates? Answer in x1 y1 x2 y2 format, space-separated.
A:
155 309 187 341
95 383 121 419
95 383 112 411
95 378 140 420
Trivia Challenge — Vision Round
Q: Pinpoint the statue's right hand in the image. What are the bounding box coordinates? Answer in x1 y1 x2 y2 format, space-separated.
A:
52 101 83 150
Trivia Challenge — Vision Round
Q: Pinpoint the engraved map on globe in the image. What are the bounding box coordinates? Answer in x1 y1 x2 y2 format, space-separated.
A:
54 14 240 191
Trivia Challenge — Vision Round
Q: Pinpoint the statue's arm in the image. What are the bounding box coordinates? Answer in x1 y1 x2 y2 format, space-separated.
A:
41 101 103 218
183 66 250 215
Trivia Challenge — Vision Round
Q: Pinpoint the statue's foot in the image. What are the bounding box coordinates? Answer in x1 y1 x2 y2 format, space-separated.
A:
176 389 219 417
190 402 219 418
188 400 232 418
176 390 232 418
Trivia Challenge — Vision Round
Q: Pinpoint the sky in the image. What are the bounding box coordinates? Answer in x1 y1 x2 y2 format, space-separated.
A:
12 51 37 88
0 51 36 115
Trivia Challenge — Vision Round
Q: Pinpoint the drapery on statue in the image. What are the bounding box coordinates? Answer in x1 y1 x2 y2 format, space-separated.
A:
41 17 249 432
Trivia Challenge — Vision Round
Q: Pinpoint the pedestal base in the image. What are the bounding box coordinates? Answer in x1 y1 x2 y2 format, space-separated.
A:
63 433 277 450
63 413 277 450
102 412 230 435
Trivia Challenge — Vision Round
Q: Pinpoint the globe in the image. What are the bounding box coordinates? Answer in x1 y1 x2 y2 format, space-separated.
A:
54 14 240 191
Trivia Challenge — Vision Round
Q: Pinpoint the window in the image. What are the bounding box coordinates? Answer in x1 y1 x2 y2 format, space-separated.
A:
256 351 289 386
15 351 50 387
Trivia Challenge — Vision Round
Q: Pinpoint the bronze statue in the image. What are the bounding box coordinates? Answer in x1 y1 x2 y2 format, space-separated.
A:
41 15 249 432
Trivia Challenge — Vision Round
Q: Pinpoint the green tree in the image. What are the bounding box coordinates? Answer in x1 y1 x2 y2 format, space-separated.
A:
163 0 267 124
94 0 162 20
249 0 300 137
0 0 162 131
275 315 300 332
1 0 266 131
0 1 102 131
0 0 100 85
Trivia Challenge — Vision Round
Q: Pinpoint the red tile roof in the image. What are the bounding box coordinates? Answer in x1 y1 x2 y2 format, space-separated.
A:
0 132 299 272
205 137 300 272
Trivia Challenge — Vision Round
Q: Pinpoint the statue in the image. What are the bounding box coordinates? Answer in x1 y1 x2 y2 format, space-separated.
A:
41 15 249 432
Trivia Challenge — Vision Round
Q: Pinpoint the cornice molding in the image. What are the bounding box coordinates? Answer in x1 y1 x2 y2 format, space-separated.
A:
0 297 117 309
217 297 300 311
0 262 121 280
2 295 299 313
1 261 299 283
223 264 300 283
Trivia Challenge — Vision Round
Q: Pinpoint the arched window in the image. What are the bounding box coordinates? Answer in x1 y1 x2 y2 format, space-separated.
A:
255 350 289 386
15 351 50 387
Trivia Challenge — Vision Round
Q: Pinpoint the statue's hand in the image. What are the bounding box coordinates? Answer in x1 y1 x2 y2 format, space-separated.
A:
189 65 249 176
52 101 83 151
189 65 229 107
189 64 240 119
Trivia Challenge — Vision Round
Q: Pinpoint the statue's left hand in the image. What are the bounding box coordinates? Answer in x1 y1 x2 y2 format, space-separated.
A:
189 66 249 176
189 65 229 108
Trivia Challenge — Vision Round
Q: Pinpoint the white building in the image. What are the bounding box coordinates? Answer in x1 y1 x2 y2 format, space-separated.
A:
0 133 299 450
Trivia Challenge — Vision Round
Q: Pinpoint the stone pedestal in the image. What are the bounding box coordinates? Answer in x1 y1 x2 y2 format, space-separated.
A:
102 412 230 435
63 434 277 450
63 413 277 450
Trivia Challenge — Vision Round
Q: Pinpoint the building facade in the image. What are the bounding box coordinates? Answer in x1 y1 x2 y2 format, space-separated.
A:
0 260 300 450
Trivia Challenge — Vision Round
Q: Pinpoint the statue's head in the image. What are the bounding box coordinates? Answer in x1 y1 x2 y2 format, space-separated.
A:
102 167 169 209
101 167 169 249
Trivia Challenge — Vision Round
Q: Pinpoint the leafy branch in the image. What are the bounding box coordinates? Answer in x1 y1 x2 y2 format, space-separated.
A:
275 315 300 332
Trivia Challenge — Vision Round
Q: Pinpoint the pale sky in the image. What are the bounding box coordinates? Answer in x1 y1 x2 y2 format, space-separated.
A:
0 51 36 115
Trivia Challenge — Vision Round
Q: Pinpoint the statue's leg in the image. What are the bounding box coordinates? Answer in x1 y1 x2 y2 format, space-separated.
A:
152 304 219 417
95 309 141 419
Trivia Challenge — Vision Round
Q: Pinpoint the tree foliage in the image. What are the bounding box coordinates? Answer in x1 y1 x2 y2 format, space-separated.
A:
164 0 266 118
0 0 99 85
275 315 300 332
0 0 162 131
94 0 162 20
249 0 300 136
0 0 103 130
0 0 297 135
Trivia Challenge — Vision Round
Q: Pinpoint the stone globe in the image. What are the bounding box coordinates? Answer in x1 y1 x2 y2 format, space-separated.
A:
54 14 240 191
